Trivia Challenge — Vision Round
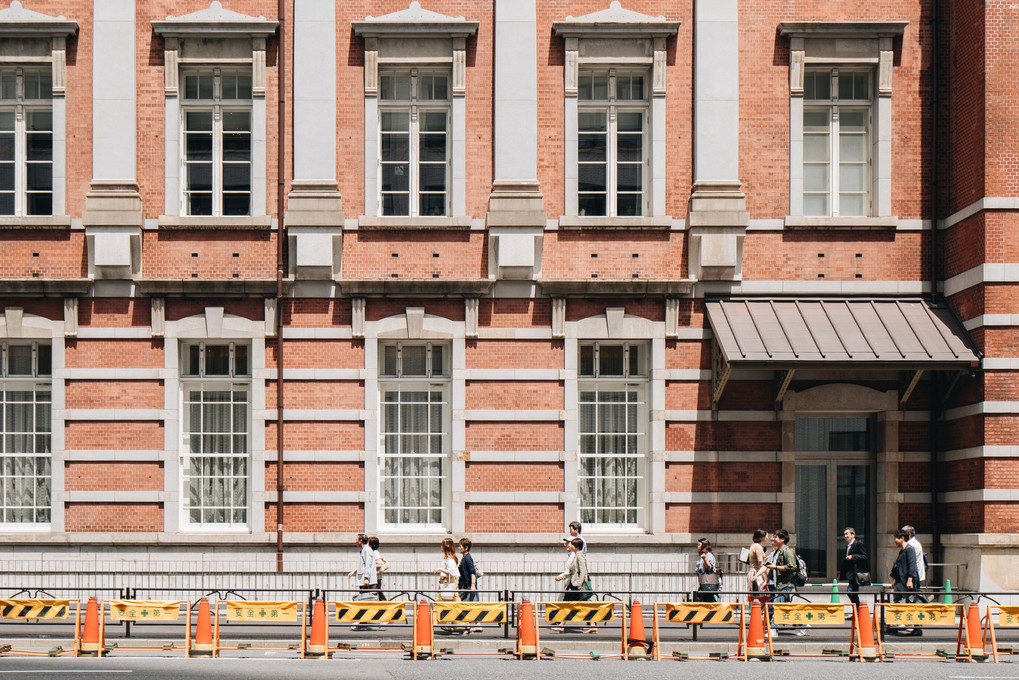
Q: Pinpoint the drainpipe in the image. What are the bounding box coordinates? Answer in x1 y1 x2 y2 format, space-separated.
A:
275 0 288 573
927 0 942 578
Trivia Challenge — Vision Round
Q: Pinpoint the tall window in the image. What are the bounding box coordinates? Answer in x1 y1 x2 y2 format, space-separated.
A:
181 342 250 528
803 69 871 217
182 69 252 216
379 70 450 217
578 342 647 528
0 69 52 216
578 70 647 217
379 342 449 528
0 342 51 525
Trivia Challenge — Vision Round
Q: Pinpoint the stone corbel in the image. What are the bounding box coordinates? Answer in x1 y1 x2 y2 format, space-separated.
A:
163 38 179 96
264 298 277 338
151 297 166 338
452 37 467 96
63 297 77 338
352 297 366 339
252 37 266 97
552 298 566 339
878 42 893 96
51 37 66 96
564 37 578 97
465 297 478 338
790 49 805 96
652 37 667 96
364 37 378 97
665 298 679 338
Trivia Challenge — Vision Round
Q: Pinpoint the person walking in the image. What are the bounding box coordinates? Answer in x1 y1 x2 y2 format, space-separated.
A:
840 527 868 606
766 529 805 636
695 538 720 602
555 538 597 634
902 525 927 600
457 537 481 634
369 536 389 601
432 537 460 603
347 533 378 601
566 520 587 555
891 528 922 636
747 529 769 596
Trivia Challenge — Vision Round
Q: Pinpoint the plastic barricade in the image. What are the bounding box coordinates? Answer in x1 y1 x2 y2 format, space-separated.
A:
979 604 1019 663
770 603 850 658
430 602 511 657
651 602 745 661
0 598 78 657
213 600 305 658
103 600 188 655
328 600 410 657
875 602 965 661
537 601 628 659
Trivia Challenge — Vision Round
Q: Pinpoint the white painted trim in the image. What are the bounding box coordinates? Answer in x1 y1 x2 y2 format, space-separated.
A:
253 450 366 462
476 328 555 340
940 489 1019 503
58 409 168 421
944 401 1019 421
76 328 154 339
253 409 370 421
464 492 564 503
282 328 355 339
942 446 1019 462
940 196 1019 230
730 280 929 295
662 492 778 503
944 263 1019 298
659 409 776 422
665 450 778 462
467 451 565 462
653 370 712 381
962 314 1019 331
265 491 367 503
260 369 366 380
459 369 570 381
62 369 168 380
982 359 1019 370
65 491 167 502
462 409 564 421
62 450 168 461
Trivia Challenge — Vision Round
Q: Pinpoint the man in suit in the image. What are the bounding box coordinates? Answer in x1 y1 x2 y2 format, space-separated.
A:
840 527 869 606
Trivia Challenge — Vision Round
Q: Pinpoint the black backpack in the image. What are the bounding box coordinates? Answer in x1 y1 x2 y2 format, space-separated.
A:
792 553 808 587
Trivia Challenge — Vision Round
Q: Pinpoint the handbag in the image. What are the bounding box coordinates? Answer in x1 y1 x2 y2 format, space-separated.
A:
738 546 751 564
698 571 721 587
437 578 459 601
853 571 871 587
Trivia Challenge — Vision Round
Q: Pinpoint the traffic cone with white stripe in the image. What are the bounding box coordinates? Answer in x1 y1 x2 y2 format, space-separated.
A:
855 602 878 662
746 599 770 661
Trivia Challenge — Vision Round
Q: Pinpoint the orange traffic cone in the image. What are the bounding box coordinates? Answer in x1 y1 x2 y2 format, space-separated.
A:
965 602 986 661
306 599 328 658
516 601 538 658
855 602 878 662
746 599 770 661
627 601 650 659
77 597 102 656
413 601 433 660
190 598 214 657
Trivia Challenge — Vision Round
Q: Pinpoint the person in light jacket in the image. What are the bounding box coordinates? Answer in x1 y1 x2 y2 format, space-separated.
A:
556 538 589 602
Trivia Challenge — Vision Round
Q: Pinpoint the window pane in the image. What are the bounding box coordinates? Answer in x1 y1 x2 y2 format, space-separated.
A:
839 193 866 216
804 133 829 163
222 193 250 216
0 72 15 100
580 345 594 377
381 164 409 192
803 109 829 129
578 133 606 162
578 194 605 217
853 72 869 100
0 111 13 132
839 72 854 101
617 112 642 133
617 165 642 193
592 73 608 100
381 133 409 162
432 74 448 100
840 109 868 131
189 194 212 216
0 160 13 189
578 164 606 192
804 164 828 192
237 72 253 99
223 163 250 192
578 111 606 132
839 164 866 193
616 194 642 217
27 193 51 216
382 194 409 216
0 192 12 215
223 133 251 161
420 193 445 216
617 132 642 162
27 110 51 132
223 111 250 133
806 71 831 101
186 133 213 161
419 164 446 193
383 345 398 376
379 72 411 100
37 346 51 376
421 110 447 132
419 133 446 162
186 111 213 131
27 133 52 162
187 163 212 192
26 164 51 191
803 193 827 216
840 132 866 162
8 346 31 375
198 73 213 100
402 346 426 376
205 346 230 376
599 345 624 376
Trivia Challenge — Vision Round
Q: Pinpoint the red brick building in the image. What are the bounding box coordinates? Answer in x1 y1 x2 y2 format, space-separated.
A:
0 0 1013 591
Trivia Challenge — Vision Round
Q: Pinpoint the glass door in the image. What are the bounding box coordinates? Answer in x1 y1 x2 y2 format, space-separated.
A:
795 416 875 580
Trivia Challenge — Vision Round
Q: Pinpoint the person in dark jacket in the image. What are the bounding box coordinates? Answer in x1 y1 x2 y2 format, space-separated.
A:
890 529 919 600
840 527 869 605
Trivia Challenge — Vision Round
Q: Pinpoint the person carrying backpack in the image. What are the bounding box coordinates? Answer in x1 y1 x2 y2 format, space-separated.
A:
765 529 806 636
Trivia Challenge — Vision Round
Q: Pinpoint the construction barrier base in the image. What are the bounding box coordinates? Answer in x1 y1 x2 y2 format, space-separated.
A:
413 645 432 660
188 645 214 658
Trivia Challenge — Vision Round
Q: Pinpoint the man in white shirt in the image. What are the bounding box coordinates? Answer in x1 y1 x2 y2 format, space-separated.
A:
901 525 926 610
347 533 378 608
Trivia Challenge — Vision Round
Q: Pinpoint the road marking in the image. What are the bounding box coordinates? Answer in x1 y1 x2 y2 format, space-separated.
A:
0 672 132 675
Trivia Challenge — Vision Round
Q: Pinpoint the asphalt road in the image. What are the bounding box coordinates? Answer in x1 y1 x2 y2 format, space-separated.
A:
0 656 1015 680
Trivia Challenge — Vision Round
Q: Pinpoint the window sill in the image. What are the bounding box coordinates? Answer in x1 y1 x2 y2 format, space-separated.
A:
558 215 673 229
0 215 72 229
784 215 898 229
157 215 273 229
356 215 473 229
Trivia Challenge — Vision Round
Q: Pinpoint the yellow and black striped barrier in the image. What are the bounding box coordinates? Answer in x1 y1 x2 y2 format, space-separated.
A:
544 602 615 624
665 602 740 624
433 602 507 624
0 599 71 620
334 601 406 624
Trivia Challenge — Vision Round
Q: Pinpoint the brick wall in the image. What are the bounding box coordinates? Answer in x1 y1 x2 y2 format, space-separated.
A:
465 503 563 533
64 463 164 492
465 463 563 492
65 503 163 532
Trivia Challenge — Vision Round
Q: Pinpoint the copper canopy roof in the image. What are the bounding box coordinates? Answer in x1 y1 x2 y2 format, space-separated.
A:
706 299 979 369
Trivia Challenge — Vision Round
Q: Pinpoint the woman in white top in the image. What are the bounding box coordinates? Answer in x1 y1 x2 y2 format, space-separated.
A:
432 537 460 603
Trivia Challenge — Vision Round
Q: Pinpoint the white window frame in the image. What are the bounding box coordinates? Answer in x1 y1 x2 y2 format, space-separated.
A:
179 341 252 531
0 68 53 217
378 69 451 217
577 341 647 530
782 21 906 225
803 68 872 218
576 69 649 218
0 341 52 527
377 342 451 531
180 68 253 218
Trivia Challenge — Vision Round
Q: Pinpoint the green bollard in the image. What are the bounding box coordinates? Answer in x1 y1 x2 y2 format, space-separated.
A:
831 579 840 604
943 578 952 604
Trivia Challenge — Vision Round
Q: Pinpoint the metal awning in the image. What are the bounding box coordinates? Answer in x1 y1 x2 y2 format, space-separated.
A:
705 299 980 409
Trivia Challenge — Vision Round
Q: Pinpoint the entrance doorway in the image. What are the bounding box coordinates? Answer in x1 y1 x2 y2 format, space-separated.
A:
794 416 875 580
